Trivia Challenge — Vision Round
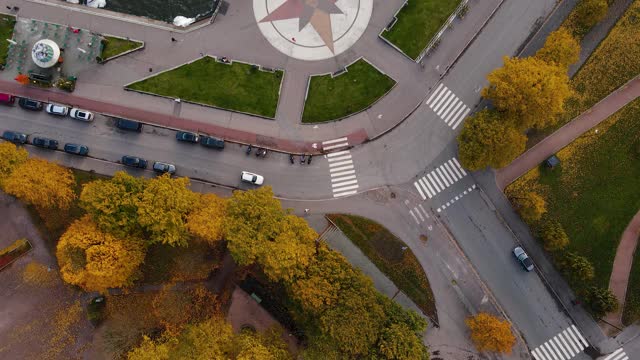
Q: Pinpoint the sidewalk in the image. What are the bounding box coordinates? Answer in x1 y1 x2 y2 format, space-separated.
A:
496 75 640 189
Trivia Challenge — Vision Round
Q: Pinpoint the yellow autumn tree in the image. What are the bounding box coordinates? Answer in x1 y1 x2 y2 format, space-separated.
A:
482 56 571 130
507 189 547 224
378 323 428 360
56 216 146 292
457 109 527 170
535 28 580 68
186 193 227 244
466 313 515 354
224 186 316 282
4 158 76 210
0 141 28 187
136 174 199 247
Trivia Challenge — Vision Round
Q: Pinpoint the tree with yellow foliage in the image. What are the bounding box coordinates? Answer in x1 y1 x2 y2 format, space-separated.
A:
224 186 316 282
80 171 146 238
483 56 571 130
574 0 608 34
378 323 429 360
4 158 76 210
136 174 199 247
535 28 580 68
0 141 28 187
466 313 515 354
152 284 220 335
56 216 146 292
507 189 547 224
457 109 527 170
186 193 227 244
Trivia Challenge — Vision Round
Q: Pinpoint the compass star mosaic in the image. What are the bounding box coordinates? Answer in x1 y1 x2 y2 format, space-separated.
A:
254 0 373 61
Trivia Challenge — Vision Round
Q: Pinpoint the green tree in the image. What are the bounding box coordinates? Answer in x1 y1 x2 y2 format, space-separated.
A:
508 190 547 223
465 313 515 354
457 109 526 170
535 28 580 68
538 216 570 251
0 141 28 187
80 171 146 238
378 323 429 360
186 193 227 244
584 286 618 318
56 216 146 292
224 187 316 282
482 56 572 130
574 0 608 33
559 252 595 284
4 158 76 210
137 174 199 247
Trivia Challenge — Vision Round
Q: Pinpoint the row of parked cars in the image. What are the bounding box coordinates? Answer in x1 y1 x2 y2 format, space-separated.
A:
2 130 89 155
5 95 95 122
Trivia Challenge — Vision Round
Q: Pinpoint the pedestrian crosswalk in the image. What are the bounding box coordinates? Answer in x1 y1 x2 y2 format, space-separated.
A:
531 325 589 360
327 149 359 198
425 83 471 129
413 157 467 200
603 348 628 360
436 184 475 213
409 203 430 225
322 137 349 151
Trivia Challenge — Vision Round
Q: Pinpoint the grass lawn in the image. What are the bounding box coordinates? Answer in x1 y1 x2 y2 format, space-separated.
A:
127 57 283 118
100 36 143 60
0 14 16 66
527 0 640 147
381 0 461 60
508 98 640 322
302 59 395 123
140 240 224 284
327 214 437 320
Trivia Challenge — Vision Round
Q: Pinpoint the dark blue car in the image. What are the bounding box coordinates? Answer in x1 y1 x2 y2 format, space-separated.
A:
122 155 148 169
2 130 27 144
64 143 89 156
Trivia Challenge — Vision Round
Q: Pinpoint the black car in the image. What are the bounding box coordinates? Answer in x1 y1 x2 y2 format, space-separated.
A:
200 135 225 149
115 118 143 132
64 143 89 156
2 130 27 144
18 98 44 111
176 131 199 143
31 137 59 150
122 155 148 169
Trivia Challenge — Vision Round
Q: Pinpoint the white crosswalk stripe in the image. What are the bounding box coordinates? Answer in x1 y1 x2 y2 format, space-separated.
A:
326 140 359 198
408 204 430 224
425 83 471 129
603 348 629 360
413 157 468 200
531 326 589 360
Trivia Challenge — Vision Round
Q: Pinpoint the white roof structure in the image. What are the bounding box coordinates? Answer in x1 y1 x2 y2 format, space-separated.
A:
31 39 60 68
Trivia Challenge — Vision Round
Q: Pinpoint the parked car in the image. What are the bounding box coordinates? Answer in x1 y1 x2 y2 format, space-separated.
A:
153 161 176 175
115 118 143 132
31 137 59 150
513 247 534 272
200 135 225 149
45 103 69 116
2 130 27 144
0 93 15 106
64 143 89 156
69 108 94 122
241 171 264 185
121 155 148 169
18 98 44 111
176 131 199 143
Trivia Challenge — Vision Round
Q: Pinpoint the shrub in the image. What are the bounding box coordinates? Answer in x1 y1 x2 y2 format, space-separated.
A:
574 0 608 34
538 216 570 251
559 252 595 284
465 313 515 354
584 286 618 318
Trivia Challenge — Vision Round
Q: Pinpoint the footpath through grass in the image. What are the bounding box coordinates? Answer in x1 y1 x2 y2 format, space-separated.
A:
327 214 437 320
127 57 283 118
0 14 16 66
381 0 461 60
508 98 640 323
100 36 143 60
302 59 395 123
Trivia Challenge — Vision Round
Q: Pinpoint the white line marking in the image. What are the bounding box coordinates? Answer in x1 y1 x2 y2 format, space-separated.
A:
571 325 588 347
452 158 467 176
426 83 444 104
322 137 348 145
332 184 359 193
326 150 349 157
565 327 584 351
604 349 624 360
333 190 358 198
414 182 426 200
443 162 459 181
426 173 441 192
327 154 352 162
552 336 570 360
443 101 464 125
432 90 452 113
409 210 420 224
331 174 356 183
531 349 546 360
418 178 433 198
562 329 580 354
544 342 560 360
418 204 429 218
435 168 450 187
330 169 356 177
323 142 349 151
557 332 574 357
332 179 358 188
439 97 459 121
539 345 553 360
437 93 457 117
439 165 455 184
428 86 448 107
329 160 353 168
414 207 425 222
452 107 471 130
446 104 467 126
420 177 436 197
448 159 464 178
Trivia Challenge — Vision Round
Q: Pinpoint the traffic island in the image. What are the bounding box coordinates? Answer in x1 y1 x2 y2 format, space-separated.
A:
302 58 395 123
126 56 284 118
98 35 144 63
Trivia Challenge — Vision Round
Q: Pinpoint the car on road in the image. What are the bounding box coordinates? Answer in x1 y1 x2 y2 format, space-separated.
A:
18 98 44 111
64 143 89 156
241 171 264 185
2 130 27 144
115 118 143 132
200 135 225 149
513 247 534 272
0 93 15 106
121 155 148 169
31 137 59 150
69 108 94 122
176 131 199 143
45 103 69 116
153 161 176 175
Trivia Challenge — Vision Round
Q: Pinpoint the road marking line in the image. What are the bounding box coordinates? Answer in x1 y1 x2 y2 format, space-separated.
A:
332 184 359 193
544 342 560 360
443 101 464 124
565 327 584 351
409 210 420 224
420 177 435 197
604 349 624 360
437 93 456 117
329 160 353 168
426 173 441 192
331 179 358 188
435 168 450 187
333 190 358 198
426 83 444 104
326 150 350 157
562 329 580 354
539 344 554 360
452 157 467 176
439 97 459 120
432 90 452 113
452 107 471 129
417 178 433 198
418 204 429 219
331 175 356 182
429 86 448 108
552 336 570 360
327 154 352 162
446 103 466 126
414 182 426 200
571 325 588 347
439 165 455 184
448 159 464 178
557 332 574 357
443 162 459 181
323 142 349 151
322 137 348 145
414 207 425 222
531 349 546 360
330 169 356 177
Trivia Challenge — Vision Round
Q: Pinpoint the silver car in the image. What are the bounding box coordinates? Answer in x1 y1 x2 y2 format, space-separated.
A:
153 161 176 175
513 247 534 272
69 108 94 122
241 171 264 185
45 103 69 116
